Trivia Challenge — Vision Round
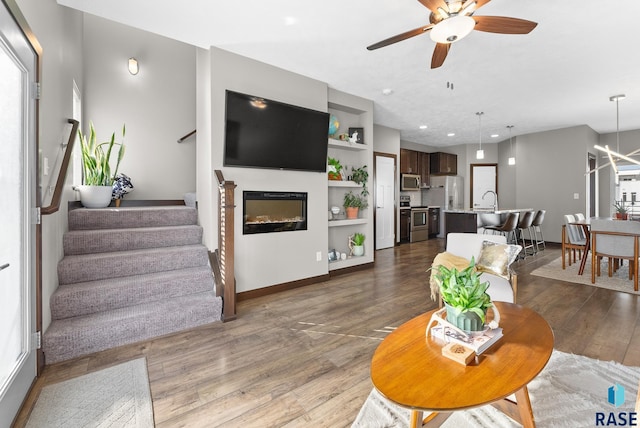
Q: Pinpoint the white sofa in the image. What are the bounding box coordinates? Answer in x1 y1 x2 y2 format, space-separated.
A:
445 233 517 303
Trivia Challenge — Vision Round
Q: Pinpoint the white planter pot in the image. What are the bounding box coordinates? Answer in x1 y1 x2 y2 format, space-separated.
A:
77 185 112 208
352 245 364 257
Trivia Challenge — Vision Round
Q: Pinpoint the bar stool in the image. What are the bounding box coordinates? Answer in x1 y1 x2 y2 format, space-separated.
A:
531 210 546 252
484 212 520 244
516 210 536 258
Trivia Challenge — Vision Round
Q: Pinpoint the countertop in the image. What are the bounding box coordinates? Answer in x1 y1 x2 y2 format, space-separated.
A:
443 208 533 214
400 205 441 210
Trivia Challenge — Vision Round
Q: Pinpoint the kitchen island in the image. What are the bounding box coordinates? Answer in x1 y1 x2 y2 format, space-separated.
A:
443 209 533 235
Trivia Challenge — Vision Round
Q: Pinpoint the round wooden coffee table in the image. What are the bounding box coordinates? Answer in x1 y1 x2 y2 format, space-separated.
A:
371 302 554 428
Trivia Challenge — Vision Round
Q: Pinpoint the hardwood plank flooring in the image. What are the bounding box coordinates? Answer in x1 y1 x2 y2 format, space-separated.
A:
13 239 640 427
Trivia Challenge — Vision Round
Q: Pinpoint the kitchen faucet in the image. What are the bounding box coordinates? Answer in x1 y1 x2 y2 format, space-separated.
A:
482 190 498 210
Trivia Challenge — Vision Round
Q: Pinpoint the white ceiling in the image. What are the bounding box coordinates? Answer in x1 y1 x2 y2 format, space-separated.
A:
58 0 640 147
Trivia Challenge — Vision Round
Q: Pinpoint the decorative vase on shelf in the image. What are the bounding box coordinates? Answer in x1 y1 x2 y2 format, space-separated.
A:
352 245 364 257
346 207 359 219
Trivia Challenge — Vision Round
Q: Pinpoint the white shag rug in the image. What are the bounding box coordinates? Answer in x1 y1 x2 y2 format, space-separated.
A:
353 350 640 427
26 358 153 428
530 257 640 295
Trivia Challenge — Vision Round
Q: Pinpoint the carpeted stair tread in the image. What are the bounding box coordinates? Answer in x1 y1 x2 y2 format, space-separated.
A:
63 225 203 255
68 206 197 230
44 292 222 364
57 244 209 285
51 266 215 320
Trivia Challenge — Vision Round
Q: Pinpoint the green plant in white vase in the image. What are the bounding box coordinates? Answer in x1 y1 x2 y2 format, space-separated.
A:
76 122 126 208
350 233 365 257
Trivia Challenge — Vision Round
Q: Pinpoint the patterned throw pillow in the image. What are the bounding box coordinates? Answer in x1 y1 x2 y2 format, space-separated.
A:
476 241 522 279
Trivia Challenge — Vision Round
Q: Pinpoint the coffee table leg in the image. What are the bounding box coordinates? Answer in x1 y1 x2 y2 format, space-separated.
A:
410 410 423 428
515 386 535 428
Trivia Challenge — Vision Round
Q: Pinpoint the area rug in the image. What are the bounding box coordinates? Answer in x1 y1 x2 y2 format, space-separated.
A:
26 358 153 428
352 350 640 427
530 256 640 295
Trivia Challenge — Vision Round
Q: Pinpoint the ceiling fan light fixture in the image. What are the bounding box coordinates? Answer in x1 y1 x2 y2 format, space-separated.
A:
430 15 475 44
460 1 477 16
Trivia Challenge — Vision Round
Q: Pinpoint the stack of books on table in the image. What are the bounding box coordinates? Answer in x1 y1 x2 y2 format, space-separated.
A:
430 325 503 355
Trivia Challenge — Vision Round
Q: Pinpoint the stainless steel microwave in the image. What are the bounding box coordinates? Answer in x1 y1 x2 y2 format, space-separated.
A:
401 174 421 191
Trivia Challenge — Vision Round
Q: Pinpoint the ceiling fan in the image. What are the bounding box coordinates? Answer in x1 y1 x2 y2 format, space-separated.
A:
367 0 537 69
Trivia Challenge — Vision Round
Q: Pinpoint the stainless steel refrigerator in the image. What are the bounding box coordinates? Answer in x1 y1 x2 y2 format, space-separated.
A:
422 175 464 237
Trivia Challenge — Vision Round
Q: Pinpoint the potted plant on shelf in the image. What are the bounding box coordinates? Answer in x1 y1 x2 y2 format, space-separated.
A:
327 157 343 180
613 201 628 220
350 165 369 197
343 190 368 219
349 232 365 256
77 122 126 208
431 258 493 333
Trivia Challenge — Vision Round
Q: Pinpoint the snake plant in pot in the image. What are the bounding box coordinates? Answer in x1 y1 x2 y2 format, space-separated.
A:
76 122 126 208
432 258 493 332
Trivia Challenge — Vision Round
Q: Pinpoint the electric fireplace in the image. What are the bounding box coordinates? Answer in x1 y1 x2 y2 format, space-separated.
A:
243 191 307 235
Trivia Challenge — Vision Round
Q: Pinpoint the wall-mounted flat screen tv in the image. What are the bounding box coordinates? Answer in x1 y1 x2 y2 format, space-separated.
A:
224 90 329 172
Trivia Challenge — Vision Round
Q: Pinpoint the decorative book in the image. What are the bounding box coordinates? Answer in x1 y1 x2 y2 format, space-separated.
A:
431 325 503 355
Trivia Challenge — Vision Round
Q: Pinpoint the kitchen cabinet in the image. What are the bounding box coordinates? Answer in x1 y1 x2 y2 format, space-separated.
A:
419 152 430 187
400 149 418 174
400 209 410 243
400 149 430 186
430 152 457 175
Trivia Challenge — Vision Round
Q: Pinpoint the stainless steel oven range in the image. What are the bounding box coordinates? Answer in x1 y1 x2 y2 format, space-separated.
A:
410 207 429 242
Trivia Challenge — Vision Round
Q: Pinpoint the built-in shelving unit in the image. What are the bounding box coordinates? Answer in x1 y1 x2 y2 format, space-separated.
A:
327 88 374 272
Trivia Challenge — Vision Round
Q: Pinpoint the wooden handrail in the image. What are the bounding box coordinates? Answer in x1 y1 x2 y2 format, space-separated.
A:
214 169 237 321
41 119 79 215
177 129 196 143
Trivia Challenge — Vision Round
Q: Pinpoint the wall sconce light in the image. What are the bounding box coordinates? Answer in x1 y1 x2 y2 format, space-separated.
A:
128 57 139 75
475 112 484 159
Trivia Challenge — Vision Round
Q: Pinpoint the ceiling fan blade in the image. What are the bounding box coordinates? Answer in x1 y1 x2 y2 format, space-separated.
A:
417 0 448 14
473 16 538 34
367 24 434 50
431 43 450 69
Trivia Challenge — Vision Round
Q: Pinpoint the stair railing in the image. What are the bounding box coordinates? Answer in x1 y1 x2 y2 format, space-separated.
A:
212 170 237 321
41 118 79 215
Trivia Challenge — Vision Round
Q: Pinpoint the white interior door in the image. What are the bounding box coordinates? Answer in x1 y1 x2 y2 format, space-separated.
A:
0 2 38 423
471 164 498 210
375 154 395 249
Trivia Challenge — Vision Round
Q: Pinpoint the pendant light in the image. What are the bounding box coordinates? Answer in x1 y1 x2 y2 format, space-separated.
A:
507 125 515 165
476 112 484 159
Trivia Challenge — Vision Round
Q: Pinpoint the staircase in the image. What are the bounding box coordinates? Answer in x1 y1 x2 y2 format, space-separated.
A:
44 205 223 364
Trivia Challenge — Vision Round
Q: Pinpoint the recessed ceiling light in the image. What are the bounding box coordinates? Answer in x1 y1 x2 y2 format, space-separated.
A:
382 88 394 96
447 133 455 137
283 16 298 26
419 125 427 130
491 134 499 138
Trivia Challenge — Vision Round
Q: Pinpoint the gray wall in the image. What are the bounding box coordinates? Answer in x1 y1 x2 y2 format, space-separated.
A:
16 0 83 331
514 125 598 243
82 14 197 200
197 47 330 293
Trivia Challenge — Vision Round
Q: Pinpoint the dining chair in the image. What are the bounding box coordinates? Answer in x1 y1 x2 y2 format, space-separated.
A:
590 218 640 292
562 214 587 269
574 213 587 241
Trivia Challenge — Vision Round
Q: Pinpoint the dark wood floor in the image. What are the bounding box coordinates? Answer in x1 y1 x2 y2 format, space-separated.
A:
13 239 640 427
